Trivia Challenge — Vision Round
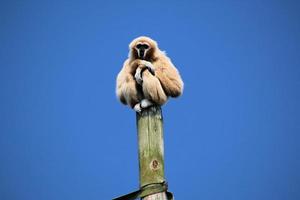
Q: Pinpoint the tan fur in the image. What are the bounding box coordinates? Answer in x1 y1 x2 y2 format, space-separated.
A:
116 36 183 109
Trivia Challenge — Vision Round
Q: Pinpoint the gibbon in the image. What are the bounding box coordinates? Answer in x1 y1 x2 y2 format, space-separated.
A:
116 36 183 112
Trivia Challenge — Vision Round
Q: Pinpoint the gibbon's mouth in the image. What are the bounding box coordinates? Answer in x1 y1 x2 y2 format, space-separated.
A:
139 50 145 58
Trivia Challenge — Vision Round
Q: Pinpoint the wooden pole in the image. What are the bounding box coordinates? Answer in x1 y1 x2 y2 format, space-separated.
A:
137 106 167 200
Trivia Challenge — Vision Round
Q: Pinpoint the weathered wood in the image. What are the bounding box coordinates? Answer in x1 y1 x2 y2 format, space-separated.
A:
142 192 167 200
137 106 167 200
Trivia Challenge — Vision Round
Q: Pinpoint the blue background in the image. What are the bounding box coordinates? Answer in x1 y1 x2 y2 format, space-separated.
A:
1 0 299 199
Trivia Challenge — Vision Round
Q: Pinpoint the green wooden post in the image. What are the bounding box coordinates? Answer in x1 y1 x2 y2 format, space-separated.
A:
137 106 167 200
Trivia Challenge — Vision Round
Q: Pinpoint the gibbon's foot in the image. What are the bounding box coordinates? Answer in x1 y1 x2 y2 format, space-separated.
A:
133 99 153 113
140 99 153 108
134 67 143 85
141 60 155 75
134 103 142 113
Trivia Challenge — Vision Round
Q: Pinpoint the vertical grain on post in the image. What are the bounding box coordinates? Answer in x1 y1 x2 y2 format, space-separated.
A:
137 106 167 200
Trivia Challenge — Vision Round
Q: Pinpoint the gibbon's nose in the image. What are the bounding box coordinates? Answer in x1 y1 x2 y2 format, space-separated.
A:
139 50 145 58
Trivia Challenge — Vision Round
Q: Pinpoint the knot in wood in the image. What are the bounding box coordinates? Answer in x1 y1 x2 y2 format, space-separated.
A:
150 159 159 170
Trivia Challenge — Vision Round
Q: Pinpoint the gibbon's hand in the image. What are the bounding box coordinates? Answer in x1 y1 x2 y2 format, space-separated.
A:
134 61 155 85
141 60 155 75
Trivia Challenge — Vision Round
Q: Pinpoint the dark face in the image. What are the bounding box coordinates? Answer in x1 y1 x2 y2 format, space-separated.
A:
135 43 150 59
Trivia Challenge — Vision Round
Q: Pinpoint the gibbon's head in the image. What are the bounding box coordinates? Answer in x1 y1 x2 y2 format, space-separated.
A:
129 36 159 61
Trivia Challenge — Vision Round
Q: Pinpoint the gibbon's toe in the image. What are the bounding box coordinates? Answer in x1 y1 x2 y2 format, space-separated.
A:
140 99 153 108
134 103 142 113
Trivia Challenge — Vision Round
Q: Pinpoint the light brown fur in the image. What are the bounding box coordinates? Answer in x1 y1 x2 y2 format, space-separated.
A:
116 36 183 110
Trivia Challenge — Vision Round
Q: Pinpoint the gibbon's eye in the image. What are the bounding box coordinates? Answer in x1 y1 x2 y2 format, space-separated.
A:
136 44 149 49
142 44 149 49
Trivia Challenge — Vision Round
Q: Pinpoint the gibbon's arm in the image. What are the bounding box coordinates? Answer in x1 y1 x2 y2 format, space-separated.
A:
134 60 167 106
116 59 141 107
138 68 168 106
153 56 184 97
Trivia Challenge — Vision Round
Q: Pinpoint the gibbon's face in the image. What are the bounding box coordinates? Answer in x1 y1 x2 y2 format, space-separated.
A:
134 42 151 59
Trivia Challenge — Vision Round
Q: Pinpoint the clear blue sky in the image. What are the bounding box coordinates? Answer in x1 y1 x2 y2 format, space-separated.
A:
1 0 299 200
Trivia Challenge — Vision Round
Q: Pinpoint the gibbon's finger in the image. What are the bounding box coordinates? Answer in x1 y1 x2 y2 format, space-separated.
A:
147 66 155 76
141 60 152 67
139 66 155 77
